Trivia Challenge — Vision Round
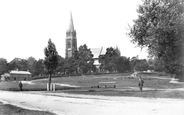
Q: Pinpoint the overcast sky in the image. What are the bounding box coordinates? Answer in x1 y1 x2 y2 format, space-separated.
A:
0 0 148 62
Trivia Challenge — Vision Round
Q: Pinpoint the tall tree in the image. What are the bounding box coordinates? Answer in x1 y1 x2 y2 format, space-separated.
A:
44 39 58 90
75 44 95 74
128 0 184 81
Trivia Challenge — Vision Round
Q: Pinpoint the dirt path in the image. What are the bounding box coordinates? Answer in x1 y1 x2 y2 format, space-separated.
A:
0 91 184 115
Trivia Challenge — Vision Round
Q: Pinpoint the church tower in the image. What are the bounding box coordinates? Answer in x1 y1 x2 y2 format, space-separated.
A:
65 13 77 58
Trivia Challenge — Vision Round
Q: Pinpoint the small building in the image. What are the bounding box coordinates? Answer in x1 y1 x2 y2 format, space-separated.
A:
10 70 32 81
1 70 32 82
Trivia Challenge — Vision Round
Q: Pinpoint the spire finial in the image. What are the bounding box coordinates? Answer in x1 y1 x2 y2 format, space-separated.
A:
69 12 74 31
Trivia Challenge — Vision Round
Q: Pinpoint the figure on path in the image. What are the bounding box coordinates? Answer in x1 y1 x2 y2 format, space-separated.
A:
19 81 23 91
138 76 144 92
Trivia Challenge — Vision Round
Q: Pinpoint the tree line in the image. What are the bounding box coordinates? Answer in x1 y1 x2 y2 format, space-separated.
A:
0 45 164 78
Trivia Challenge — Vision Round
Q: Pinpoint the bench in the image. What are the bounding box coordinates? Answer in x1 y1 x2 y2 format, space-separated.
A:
91 81 116 88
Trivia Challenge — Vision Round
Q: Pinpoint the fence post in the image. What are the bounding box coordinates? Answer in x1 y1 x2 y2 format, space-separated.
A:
53 83 55 91
47 83 49 91
50 83 52 91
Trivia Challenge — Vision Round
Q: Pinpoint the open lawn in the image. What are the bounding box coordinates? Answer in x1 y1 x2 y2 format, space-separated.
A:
0 73 184 98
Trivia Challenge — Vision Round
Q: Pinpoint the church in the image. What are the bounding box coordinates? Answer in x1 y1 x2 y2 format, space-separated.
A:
65 13 106 69
65 13 121 72
65 13 77 58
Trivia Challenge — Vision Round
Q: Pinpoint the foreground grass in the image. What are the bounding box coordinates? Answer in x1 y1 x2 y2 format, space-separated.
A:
0 102 55 115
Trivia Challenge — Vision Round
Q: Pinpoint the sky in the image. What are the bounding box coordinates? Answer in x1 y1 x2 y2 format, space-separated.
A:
0 0 148 62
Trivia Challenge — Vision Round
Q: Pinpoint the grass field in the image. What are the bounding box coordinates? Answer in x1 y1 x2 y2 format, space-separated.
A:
0 101 56 115
0 73 184 98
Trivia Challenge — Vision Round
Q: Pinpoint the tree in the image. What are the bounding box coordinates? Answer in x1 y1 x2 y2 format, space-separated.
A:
44 39 58 90
130 56 139 71
56 55 65 75
76 44 95 74
8 58 19 70
19 59 29 71
130 56 149 72
153 57 164 72
115 56 131 73
61 44 95 75
8 58 28 71
63 57 76 75
0 58 9 75
34 59 45 76
99 47 120 72
27 57 36 74
134 59 149 72
128 0 184 81
99 48 131 73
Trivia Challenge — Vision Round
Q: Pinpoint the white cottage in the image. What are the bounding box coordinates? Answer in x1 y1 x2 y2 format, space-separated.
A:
1 70 32 82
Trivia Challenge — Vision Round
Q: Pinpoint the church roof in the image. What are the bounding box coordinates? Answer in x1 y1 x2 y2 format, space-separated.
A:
90 47 106 59
68 12 75 31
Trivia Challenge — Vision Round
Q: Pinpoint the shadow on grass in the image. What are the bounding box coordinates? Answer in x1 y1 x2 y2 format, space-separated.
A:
0 103 56 115
1 87 76 92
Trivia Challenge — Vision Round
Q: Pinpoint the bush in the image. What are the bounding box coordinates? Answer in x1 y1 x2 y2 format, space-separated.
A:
134 61 149 71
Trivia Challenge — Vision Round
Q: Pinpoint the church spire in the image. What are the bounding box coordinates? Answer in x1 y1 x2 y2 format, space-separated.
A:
68 12 75 32
66 12 77 58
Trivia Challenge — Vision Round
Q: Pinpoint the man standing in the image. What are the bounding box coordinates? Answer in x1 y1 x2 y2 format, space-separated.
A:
138 76 144 92
19 81 23 91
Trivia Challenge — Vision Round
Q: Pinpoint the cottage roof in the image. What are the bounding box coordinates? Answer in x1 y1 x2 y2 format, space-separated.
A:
10 70 31 75
90 47 106 59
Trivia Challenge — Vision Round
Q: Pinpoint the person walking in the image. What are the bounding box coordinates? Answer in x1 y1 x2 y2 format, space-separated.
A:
138 76 144 92
19 81 23 91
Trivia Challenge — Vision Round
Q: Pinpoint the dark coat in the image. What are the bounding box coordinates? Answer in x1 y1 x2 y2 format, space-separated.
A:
138 79 144 87
19 82 23 88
